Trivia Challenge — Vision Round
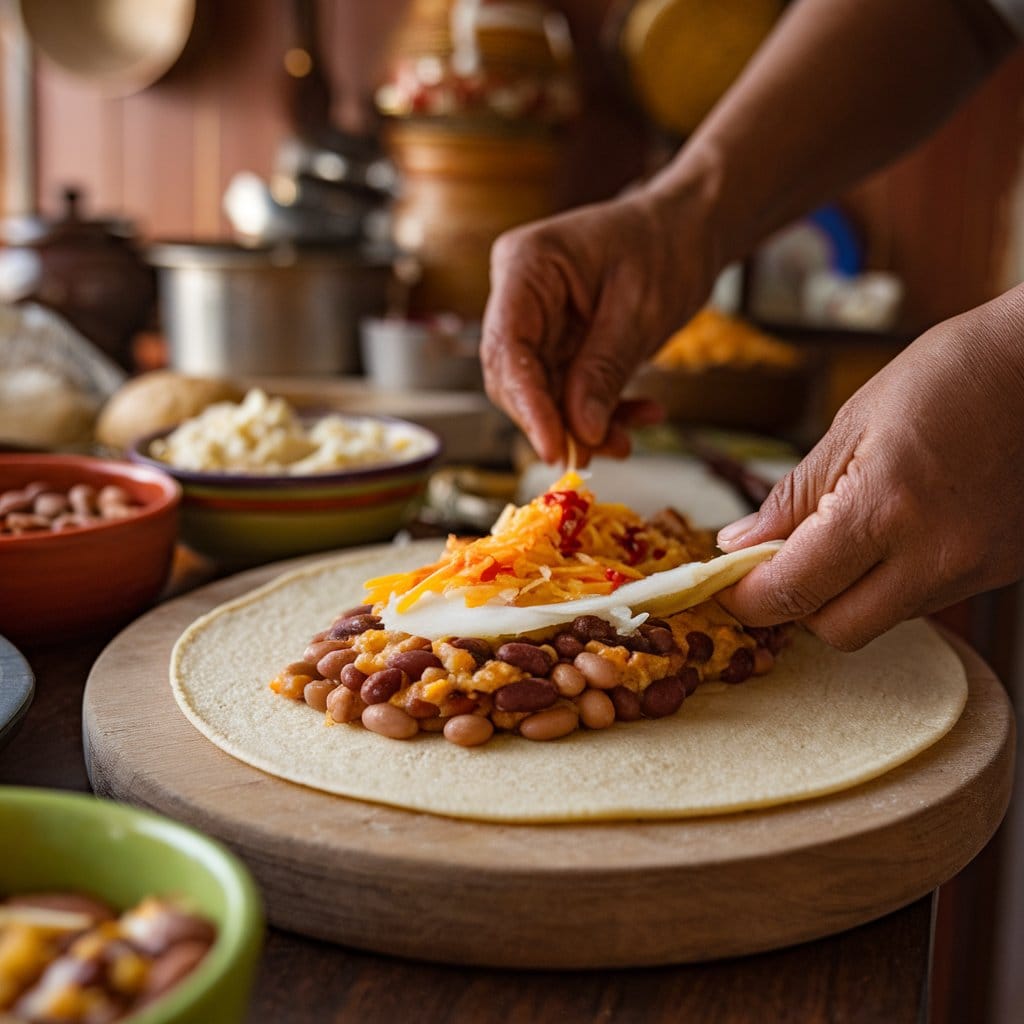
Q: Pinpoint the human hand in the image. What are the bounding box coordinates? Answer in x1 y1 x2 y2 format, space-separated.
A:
481 188 717 464
716 288 1024 650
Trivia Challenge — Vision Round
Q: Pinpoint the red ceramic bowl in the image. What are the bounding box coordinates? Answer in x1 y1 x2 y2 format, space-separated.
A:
0 455 180 647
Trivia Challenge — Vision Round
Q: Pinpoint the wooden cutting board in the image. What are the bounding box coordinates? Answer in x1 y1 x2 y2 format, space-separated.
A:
82 556 1015 969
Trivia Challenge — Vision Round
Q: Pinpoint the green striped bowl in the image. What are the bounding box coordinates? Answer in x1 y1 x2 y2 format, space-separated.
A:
130 416 441 566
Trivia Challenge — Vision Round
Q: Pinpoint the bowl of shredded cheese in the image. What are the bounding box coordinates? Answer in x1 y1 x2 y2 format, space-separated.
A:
130 390 441 565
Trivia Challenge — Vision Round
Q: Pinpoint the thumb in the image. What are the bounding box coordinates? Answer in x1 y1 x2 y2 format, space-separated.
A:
717 425 859 550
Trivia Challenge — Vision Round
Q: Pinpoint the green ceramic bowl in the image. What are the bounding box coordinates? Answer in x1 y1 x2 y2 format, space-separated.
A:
0 787 263 1024
129 415 442 566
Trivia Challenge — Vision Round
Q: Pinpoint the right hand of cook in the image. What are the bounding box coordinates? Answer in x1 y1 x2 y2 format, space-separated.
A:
481 189 716 464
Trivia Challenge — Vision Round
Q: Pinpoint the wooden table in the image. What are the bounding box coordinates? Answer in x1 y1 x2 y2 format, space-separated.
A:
0 553 961 1024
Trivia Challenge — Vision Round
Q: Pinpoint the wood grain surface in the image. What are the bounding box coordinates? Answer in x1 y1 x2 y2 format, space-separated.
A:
82 556 1015 970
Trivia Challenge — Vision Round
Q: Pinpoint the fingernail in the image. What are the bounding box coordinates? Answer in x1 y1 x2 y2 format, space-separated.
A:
580 398 606 443
717 512 759 547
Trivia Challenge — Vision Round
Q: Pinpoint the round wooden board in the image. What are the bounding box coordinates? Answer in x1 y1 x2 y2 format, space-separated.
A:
83 555 1016 969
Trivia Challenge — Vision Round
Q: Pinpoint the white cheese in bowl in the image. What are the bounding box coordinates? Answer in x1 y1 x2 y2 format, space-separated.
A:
149 389 434 475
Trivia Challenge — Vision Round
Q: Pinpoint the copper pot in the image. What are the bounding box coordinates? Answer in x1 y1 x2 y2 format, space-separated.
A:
0 187 157 369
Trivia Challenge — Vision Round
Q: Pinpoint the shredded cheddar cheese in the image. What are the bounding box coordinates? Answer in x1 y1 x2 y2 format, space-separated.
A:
364 471 707 612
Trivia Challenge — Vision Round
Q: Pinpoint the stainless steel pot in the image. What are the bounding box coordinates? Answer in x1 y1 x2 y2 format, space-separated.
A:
148 242 394 376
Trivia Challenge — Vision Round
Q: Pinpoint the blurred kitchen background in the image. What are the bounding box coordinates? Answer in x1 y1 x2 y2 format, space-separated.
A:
1 1 1023 1022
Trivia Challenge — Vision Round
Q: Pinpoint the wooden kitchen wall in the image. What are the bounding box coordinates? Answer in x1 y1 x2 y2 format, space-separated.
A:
13 0 1024 332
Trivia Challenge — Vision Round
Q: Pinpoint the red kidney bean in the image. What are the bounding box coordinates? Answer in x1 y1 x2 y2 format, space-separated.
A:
142 940 211 1001
407 698 440 719
551 662 586 698
444 714 493 747
553 632 584 659
327 686 362 723
339 664 367 692
645 617 670 630
643 625 676 654
685 631 714 664
387 648 442 680
720 647 755 684
361 668 405 705
329 614 382 639
641 675 686 718
303 679 337 712
495 642 552 676
317 648 359 680
493 678 557 713
338 604 373 620
577 689 615 729
625 632 652 653
571 615 616 642
609 686 642 722
680 667 701 696
572 651 620 690
443 693 478 717
362 703 418 739
449 637 491 665
519 706 578 741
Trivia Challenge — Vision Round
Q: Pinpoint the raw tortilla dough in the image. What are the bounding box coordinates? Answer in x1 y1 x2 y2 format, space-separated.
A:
171 540 968 823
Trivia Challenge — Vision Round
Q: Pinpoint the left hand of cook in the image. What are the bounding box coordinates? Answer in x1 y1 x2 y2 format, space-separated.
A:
716 286 1024 650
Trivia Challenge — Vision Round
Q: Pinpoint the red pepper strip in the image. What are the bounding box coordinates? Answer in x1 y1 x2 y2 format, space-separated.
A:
604 568 629 590
540 490 591 554
480 561 512 582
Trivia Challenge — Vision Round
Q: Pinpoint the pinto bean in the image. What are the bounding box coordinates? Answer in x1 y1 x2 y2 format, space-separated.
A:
303 680 337 712
449 637 491 665
553 632 584 659
0 490 32 515
443 714 494 747
303 639 350 664
339 664 367 692
329 614 382 639
327 686 362 723
550 662 586 698
387 648 442 680
753 648 775 675
5 512 50 531
495 642 553 676
33 492 69 518
571 615 616 643
572 651 620 690
609 686 642 722
641 676 686 719
720 647 755 684
685 631 714 664
68 484 97 517
360 668 405 705
362 703 418 739
493 678 557 713
519 706 578 741
577 689 615 729
317 648 359 680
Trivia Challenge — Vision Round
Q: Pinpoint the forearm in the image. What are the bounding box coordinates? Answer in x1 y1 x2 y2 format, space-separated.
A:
648 0 1015 267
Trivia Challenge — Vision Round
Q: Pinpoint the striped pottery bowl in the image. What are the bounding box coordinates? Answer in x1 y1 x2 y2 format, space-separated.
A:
130 417 441 566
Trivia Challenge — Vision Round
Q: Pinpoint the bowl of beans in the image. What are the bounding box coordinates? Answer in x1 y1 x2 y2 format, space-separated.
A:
128 390 442 566
0 786 262 1024
0 454 180 646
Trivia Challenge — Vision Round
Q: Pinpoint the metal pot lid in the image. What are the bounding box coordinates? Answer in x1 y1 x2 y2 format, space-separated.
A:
146 240 397 270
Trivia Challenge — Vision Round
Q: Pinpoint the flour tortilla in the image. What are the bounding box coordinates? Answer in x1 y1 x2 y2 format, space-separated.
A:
171 540 968 823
